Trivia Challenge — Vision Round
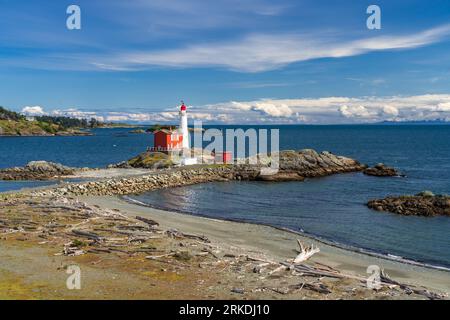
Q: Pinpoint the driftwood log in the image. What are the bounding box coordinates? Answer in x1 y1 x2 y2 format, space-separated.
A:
135 216 160 227
166 229 210 243
71 229 102 241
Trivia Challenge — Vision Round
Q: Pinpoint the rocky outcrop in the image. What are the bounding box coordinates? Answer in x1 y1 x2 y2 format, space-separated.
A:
277 150 366 177
35 149 366 197
363 163 400 177
256 171 305 182
255 150 365 181
367 192 450 217
109 151 174 169
54 130 92 136
0 161 76 180
129 129 146 134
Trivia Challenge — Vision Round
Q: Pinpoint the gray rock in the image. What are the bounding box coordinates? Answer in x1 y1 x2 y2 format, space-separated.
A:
363 163 400 177
0 161 76 180
368 194 450 217
26 161 74 173
42 149 366 197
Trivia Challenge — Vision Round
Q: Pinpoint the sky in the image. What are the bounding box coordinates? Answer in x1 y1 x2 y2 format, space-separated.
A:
1 0 450 124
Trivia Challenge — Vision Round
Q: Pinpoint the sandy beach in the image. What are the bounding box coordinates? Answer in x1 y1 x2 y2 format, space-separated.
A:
1 164 449 299
85 196 450 294
0 186 449 299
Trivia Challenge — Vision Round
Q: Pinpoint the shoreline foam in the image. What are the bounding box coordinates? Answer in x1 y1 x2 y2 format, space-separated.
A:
81 195 450 294
122 195 450 273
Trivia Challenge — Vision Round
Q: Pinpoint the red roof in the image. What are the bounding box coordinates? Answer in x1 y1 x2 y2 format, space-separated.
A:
153 129 176 134
180 103 187 111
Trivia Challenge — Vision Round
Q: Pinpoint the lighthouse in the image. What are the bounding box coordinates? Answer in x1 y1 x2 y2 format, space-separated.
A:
178 101 198 166
150 101 197 165
179 101 190 150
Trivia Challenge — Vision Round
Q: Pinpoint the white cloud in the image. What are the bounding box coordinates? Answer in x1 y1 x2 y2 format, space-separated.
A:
51 109 105 122
195 94 450 123
95 24 450 72
105 112 153 122
232 101 294 117
339 105 375 119
21 94 450 125
437 102 450 111
382 105 399 117
21 106 45 116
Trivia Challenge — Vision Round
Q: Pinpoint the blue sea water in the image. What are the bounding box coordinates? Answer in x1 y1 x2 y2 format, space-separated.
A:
0 128 151 192
1 125 450 268
0 180 56 193
0 128 151 169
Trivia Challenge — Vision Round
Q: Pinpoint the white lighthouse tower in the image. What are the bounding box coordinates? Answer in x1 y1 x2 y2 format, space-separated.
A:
179 101 189 150
178 101 197 165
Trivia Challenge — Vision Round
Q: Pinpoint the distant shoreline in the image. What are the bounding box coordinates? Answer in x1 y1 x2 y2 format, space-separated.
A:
0 132 92 137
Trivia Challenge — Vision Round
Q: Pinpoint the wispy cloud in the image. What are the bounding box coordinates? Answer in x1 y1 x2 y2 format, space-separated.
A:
227 81 293 89
93 24 450 72
122 0 287 30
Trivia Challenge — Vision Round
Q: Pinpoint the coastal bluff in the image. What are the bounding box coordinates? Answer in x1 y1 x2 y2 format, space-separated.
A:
35 149 366 197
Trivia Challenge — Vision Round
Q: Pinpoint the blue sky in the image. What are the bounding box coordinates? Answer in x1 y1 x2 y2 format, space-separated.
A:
1 0 450 123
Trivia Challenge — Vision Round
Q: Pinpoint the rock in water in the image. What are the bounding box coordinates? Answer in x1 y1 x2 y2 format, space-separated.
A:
0 161 75 180
26 161 72 173
367 193 450 217
129 129 146 134
363 163 400 177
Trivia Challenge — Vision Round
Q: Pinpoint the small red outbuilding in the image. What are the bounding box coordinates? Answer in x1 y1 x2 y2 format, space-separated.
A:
152 129 183 152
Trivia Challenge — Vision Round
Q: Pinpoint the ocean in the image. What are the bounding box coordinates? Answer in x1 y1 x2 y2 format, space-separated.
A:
1 125 450 268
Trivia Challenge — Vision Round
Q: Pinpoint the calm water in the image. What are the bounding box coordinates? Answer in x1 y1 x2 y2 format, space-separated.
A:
0 180 56 193
0 128 151 168
0 127 151 192
1 125 450 268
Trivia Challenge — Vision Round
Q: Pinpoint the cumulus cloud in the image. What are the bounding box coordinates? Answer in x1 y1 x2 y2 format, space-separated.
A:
19 94 450 125
339 105 375 119
197 94 450 123
382 105 399 117
21 106 45 116
104 112 153 122
437 102 450 111
231 101 294 117
51 109 105 122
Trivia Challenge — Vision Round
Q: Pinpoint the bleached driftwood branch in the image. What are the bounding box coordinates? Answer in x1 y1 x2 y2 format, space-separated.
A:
293 240 320 264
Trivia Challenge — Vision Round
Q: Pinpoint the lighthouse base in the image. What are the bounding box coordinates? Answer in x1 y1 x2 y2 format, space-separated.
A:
180 157 198 166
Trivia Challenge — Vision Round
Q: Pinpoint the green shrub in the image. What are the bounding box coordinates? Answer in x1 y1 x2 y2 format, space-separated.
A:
416 190 435 197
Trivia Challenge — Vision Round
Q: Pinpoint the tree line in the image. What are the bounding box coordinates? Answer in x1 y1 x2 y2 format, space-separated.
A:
34 116 102 128
0 106 103 129
0 106 25 121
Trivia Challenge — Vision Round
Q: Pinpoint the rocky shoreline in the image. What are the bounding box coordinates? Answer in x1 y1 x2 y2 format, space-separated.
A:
367 192 450 217
0 189 447 299
31 150 366 197
0 161 76 181
1 150 448 299
0 130 92 137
